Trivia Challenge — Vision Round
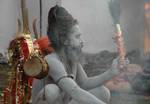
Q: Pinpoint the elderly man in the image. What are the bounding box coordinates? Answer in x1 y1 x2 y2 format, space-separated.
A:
32 5 126 104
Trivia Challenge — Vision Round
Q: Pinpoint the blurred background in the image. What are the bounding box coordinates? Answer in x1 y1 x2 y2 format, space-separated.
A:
0 0 145 54
0 0 150 104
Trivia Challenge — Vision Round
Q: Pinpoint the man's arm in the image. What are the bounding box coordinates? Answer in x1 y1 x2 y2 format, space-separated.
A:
76 63 119 90
45 55 106 104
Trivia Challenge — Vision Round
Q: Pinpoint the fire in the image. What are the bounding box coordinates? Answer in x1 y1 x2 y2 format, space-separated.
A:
145 3 150 10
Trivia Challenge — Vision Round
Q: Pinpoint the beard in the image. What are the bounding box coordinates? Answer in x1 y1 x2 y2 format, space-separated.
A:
65 45 83 63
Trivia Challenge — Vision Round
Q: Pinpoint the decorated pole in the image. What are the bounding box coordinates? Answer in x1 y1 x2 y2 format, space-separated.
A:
3 0 33 104
39 0 42 37
109 0 126 69
21 0 30 34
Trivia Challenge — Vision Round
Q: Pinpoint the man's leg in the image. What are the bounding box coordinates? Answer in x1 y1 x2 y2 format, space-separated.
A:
88 85 110 103
32 84 63 104
69 85 110 104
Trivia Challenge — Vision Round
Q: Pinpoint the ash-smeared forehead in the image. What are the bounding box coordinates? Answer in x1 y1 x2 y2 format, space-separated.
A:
68 24 82 37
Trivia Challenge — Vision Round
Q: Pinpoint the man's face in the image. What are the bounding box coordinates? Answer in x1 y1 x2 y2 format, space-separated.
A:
65 24 84 62
68 24 83 49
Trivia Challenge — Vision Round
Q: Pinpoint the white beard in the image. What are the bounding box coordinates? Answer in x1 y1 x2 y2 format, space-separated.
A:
58 46 83 76
65 46 82 63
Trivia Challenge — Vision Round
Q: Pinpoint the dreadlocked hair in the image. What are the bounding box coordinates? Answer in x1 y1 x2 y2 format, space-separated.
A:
47 5 78 51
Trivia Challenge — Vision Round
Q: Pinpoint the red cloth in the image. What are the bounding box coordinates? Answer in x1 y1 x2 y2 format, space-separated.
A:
34 36 54 55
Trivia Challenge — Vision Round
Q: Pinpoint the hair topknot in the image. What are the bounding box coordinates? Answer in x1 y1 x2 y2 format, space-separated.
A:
47 5 78 50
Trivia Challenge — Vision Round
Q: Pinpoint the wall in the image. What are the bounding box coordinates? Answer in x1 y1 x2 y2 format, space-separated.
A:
0 0 145 54
0 0 18 54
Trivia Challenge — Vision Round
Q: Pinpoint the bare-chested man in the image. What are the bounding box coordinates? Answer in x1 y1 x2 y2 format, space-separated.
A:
31 5 126 104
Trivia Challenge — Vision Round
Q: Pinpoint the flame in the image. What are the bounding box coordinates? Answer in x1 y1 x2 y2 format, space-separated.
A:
145 3 150 10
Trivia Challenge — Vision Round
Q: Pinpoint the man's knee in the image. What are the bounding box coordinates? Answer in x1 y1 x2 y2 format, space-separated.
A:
101 86 111 101
33 84 61 104
89 86 110 103
97 86 110 103
44 84 61 102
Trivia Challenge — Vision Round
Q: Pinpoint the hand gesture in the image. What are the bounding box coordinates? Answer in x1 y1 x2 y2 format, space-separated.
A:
110 57 129 75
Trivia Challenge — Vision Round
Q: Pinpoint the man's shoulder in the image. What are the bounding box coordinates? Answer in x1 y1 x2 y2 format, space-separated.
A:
44 53 67 81
44 53 63 67
45 53 59 62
